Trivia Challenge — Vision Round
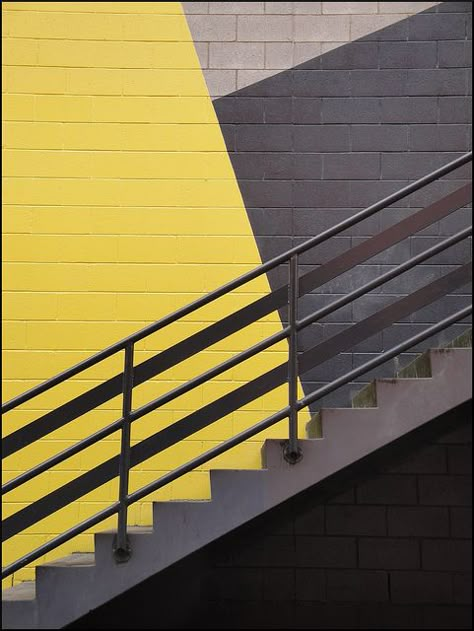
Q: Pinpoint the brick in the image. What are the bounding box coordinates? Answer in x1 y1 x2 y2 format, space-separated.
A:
391 571 453 604
450 507 472 538
202 69 237 96
209 2 264 13
380 41 437 69
293 180 352 207
293 70 351 97
294 3 323 15
263 568 295 601
237 15 293 41
294 504 325 535
357 604 422 629
421 606 473 630
409 124 469 152
264 42 293 69
439 41 472 68
294 15 350 42
323 153 380 180
326 505 386 536
238 180 292 207
294 43 323 67
186 15 236 41
435 421 472 445
294 125 350 152
322 98 380 124
235 124 292 151
357 475 418 505
406 69 468 96
381 444 447 474
381 152 462 180
295 569 326 601
214 96 264 123
422 540 472 572
359 538 420 570
408 12 467 40
326 570 389 603
265 2 293 14
321 41 378 69
263 97 292 123
182 2 209 14
448 445 473 475
351 125 408 151
323 2 378 13
454 574 472 605
295 603 359 629
439 97 472 123
350 15 409 42
292 98 323 124
419 475 472 506
209 42 264 69
236 69 292 95
351 70 407 96
296 536 357 568
380 97 438 123
204 568 263 601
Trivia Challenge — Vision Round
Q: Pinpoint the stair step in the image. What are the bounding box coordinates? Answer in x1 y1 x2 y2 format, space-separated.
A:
352 381 378 408
2 581 36 601
445 327 472 349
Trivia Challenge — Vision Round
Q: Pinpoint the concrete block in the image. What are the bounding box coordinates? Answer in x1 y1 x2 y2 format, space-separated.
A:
209 2 264 14
293 42 323 67
350 14 409 41
326 505 386 536
203 69 237 96
194 42 208 68
322 97 380 123
326 570 389 602
296 536 357 567
264 2 293 14
378 1 439 12
422 539 472 572
438 40 472 68
237 15 293 41
359 538 420 569
380 41 437 68
186 15 236 41
295 15 350 41
351 125 408 152
391 571 453 604
182 2 209 14
323 2 378 13
388 506 450 537
294 3 322 14
408 12 466 40
293 69 351 96
264 42 293 69
351 69 408 96
321 41 378 69
294 124 350 152
380 96 438 123
209 42 264 69
323 152 380 179
409 124 469 151
406 68 468 96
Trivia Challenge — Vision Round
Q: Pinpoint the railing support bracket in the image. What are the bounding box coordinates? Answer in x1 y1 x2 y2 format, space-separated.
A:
112 535 132 564
283 442 303 465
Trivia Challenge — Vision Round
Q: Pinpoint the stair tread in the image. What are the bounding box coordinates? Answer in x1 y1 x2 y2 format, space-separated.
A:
40 553 95 568
2 582 36 601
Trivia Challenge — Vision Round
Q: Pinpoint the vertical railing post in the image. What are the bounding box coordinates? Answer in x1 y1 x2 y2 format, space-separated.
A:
284 254 302 464
114 342 134 562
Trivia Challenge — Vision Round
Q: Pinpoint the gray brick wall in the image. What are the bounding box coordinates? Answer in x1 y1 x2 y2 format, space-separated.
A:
183 1 441 97
72 402 472 629
213 2 472 410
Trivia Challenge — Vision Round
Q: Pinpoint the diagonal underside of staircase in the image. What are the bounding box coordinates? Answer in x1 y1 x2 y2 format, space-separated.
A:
2 332 472 630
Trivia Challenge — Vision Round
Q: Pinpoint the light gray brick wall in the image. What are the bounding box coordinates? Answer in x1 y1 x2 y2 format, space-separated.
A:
183 1 441 97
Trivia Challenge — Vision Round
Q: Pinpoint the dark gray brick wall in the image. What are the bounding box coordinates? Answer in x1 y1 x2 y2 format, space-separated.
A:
71 402 472 629
213 2 472 410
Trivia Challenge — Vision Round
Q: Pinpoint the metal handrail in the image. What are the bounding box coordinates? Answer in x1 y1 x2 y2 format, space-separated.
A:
2 152 472 577
3 151 471 414
2 304 471 580
3 225 471 495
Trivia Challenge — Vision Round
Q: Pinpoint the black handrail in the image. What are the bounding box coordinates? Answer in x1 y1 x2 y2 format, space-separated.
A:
2 152 472 579
3 152 471 414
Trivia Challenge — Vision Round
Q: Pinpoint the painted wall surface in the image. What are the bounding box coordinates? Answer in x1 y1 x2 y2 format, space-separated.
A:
183 1 441 97
2 1 307 587
207 1 472 409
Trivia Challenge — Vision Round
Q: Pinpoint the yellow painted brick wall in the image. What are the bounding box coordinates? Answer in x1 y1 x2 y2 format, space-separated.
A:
2 2 309 587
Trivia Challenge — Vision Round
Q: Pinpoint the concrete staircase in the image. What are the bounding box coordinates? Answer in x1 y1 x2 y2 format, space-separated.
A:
2 331 472 629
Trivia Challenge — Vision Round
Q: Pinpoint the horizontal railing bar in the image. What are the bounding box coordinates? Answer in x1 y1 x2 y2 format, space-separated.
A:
4 305 471 579
4 263 470 542
5 183 470 457
1 502 119 580
2 417 125 495
129 306 473 506
297 226 473 331
5 226 471 496
3 152 471 414
128 407 291 506
299 305 473 410
129 327 290 423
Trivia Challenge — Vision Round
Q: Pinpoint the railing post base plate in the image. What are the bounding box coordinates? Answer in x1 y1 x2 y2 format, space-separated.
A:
112 535 132 564
283 442 303 465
